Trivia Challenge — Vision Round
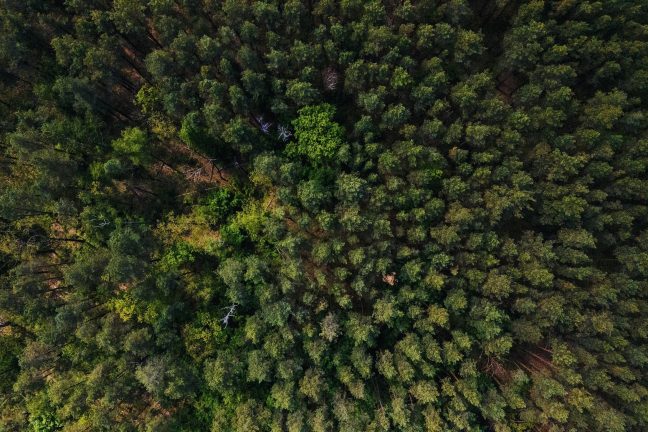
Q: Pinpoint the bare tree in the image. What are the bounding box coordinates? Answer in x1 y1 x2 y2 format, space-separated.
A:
277 125 292 141
185 167 203 181
255 115 272 134
89 217 111 228
323 67 339 91
221 304 238 327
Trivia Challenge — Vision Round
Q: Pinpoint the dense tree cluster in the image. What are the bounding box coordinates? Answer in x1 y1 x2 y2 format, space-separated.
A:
1 1 647 431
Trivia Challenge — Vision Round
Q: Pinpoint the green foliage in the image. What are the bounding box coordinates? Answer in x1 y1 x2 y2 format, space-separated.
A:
287 104 344 164
180 112 215 155
112 127 149 165
1 1 648 431
29 413 62 432
199 188 243 225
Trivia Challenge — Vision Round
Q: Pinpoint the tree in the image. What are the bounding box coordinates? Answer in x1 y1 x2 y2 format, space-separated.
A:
112 127 149 165
287 104 344 164
2 1 648 431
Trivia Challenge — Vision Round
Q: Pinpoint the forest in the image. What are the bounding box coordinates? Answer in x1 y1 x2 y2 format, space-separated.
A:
1 0 647 431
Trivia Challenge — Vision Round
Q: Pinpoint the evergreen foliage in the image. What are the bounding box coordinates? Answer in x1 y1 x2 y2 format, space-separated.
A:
1 1 647 431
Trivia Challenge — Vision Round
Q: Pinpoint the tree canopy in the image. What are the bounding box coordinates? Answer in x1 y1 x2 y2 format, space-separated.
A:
1 1 647 431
